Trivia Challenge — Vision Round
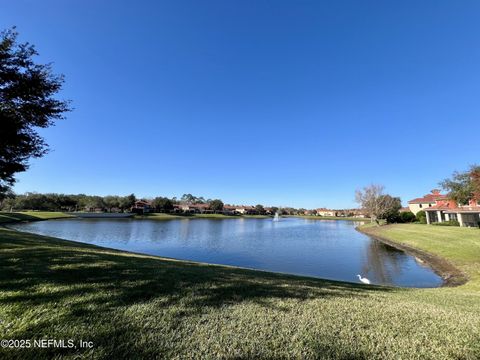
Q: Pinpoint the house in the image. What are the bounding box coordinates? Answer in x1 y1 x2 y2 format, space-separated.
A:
316 208 337 217
132 200 153 214
424 198 480 227
408 189 447 215
173 203 211 214
264 207 274 215
234 206 257 215
350 209 368 218
222 205 237 215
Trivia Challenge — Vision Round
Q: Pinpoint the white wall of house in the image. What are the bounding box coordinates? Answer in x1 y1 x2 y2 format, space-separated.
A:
408 203 434 215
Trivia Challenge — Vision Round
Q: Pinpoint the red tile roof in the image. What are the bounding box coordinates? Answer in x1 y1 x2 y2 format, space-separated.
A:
408 192 447 204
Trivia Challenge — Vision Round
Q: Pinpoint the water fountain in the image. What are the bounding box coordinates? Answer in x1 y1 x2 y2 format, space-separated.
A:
273 212 280 222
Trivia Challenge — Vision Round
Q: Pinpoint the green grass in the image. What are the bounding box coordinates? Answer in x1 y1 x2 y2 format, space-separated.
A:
363 223 480 289
295 215 370 221
0 224 480 359
0 211 73 224
137 213 271 220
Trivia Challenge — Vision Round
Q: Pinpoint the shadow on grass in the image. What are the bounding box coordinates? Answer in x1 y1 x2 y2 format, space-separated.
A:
0 212 44 224
0 228 394 359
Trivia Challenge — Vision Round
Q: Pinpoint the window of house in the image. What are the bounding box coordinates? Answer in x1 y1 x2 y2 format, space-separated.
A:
419 204 422 208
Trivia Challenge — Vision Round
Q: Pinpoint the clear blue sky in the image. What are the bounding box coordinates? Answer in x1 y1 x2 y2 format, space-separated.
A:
2 1 480 208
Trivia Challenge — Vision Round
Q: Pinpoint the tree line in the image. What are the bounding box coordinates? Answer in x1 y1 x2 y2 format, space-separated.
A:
0 193 137 212
0 192 281 214
0 191 327 217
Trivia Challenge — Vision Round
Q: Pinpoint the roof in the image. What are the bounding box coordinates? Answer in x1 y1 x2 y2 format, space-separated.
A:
408 192 447 204
445 208 480 214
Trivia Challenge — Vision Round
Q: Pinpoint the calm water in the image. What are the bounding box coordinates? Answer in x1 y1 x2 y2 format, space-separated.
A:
9 217 443 287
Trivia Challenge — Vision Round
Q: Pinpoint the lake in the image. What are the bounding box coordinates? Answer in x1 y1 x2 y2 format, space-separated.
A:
9 217 443 287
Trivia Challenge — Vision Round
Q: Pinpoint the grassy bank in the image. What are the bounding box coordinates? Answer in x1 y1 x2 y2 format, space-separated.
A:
0 211 73 224
0 212 270 224
136 213 271 220
362 223 480 289
0 224 480 359
295 215 370 222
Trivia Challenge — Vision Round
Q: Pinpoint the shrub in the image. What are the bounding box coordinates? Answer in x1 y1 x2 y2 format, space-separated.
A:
416 210 427 224
432 220 460 226
385 213 401 224
399 211 416 223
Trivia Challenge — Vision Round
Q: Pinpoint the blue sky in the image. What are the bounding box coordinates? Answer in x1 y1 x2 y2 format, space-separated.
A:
2 1 480 208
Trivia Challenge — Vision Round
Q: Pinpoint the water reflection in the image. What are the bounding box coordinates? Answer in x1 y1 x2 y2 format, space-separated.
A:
9 217 443 287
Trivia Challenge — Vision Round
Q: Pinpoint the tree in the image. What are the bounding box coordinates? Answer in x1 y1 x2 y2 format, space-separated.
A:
255 204 265 214
209 199 224 212
472 167 480 201
440 165 480 205
416 210 427 224
355 184 401 224
84 196 105 211
270 206 279 215
0 196 16 211
0 28 70 196
378 195 402 223
180 194 196 204
104 195 121 212
119 194 136 211
152 197 174 213
399 211 416 223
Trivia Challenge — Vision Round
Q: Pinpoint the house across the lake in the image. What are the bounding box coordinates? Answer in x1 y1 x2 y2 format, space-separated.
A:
232 205 258 215
173 203 212 214
132 200 153 214
316 208 338 217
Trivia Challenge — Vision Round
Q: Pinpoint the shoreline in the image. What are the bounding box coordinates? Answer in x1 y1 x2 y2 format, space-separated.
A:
3 217 480 357
357 224 468 287
1 211 464 288
4 215 450 289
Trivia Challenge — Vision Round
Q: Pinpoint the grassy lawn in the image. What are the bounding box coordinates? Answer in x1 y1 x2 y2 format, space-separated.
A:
0 212 73 224
362 223 480 289
0 212 271 224
295 215 371 222
137 213 271 220
0 224 480 359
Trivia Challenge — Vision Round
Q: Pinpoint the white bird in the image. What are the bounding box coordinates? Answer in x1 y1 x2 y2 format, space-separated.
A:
357 274 371 284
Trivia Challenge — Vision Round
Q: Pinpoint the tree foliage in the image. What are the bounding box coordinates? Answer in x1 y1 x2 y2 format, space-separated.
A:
180 194 206 204
399 211 416 223
416 210 427 224
355 184 401 223
152 197 174 212
208 199 224 211
0 193 138 212
471 167 480 202
255 204 265 214
0 28 70 195
440 165 480 205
